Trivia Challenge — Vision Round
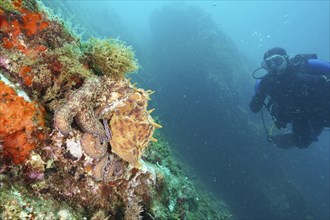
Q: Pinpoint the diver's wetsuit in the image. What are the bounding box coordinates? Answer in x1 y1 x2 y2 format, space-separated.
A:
250 58 330 148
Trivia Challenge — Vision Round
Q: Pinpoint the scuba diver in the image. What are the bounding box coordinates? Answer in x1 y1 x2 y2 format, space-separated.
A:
250 47 330 149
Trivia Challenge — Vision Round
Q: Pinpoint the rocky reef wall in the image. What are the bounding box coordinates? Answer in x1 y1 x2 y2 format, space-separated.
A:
0 0 232 219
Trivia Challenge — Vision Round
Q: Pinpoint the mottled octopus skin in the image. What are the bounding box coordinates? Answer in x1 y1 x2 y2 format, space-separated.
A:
110 115 155 168
80 133 107 159
75 106 106 139
54 75 160 174
54 77 100 135
92 153 124 183
92 155 109 181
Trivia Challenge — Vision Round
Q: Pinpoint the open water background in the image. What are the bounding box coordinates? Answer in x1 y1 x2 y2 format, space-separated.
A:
43 1 329 219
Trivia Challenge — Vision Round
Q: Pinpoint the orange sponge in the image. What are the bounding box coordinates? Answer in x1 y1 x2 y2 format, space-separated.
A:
0 81 45 164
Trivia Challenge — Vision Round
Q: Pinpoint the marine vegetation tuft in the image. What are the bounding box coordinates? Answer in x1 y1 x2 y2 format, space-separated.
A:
83 37 139 79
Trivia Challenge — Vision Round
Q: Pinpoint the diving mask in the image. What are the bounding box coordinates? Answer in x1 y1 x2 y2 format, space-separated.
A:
262 55 287 73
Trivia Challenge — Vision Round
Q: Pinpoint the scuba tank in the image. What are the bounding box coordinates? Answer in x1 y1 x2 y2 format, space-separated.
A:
251 53 322 142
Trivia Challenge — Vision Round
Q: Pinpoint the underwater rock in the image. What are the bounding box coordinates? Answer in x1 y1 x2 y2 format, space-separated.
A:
0 0 159 217
0 1 232 219
0 56 9 70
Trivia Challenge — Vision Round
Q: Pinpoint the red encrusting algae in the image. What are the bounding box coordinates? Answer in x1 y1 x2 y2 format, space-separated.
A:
19 65 33 86
0 2 49 54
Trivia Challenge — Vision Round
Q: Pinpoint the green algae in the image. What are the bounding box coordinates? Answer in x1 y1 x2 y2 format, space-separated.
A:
83 38 139 79
51 43 92 78
0 0 39 13
144 132 232 219
0 178 84 219
0 0 16 12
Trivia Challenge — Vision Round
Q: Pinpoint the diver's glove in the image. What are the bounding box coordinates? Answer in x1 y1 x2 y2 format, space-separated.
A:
268 133 295 149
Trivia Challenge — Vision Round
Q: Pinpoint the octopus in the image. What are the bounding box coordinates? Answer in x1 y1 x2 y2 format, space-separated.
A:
54 75 161 181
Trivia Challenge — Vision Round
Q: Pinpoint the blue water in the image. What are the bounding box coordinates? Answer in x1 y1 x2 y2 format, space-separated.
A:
44 1 329 219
